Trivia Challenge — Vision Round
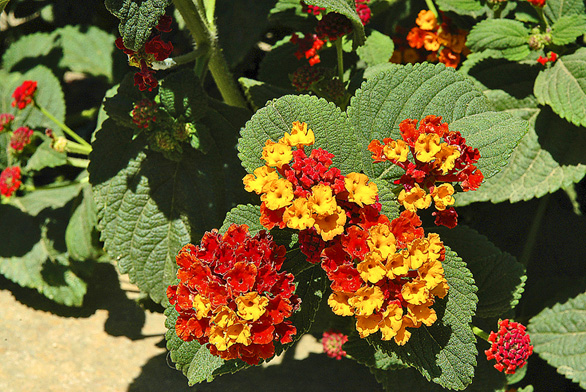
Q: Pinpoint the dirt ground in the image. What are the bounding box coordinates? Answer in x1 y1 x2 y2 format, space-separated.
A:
0 263 382 392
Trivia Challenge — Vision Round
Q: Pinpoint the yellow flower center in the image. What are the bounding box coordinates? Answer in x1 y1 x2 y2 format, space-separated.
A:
328 291 355 316
414 133 441 162
262 140 293 168
235 292 269 322
242 165 278 194
431 183 455 210
314 206 347 241
382 139 409 162
261 178 294 210
398 184 432 212
348 286 385 316
283 197 315 230
357 253 387 284
309 184 337 215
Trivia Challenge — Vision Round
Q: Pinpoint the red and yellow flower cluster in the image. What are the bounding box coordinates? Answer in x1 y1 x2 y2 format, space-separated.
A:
244 121 450 345
393 10 468 68
485 319 533 374
368 115 483 228
166 224 299 365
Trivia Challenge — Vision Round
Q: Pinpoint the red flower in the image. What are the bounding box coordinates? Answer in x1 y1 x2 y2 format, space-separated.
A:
290 65 326 92
283 148 346 198
300 1 325 15
527 0 546 7
155 15 173 32
10 126 33 151
144 35 173 61
355 0 371 25
0 113 15 133
537 55 548 65
316 13 353 41
290 33 325 66
298 228 327 264
432 207 458 228
0 166 22 197
167 224 299 365
485 319 533 374
12 81 37 110
134 61 159 91
322 330 348 359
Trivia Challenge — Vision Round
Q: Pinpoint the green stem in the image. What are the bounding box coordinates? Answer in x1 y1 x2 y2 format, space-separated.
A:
66 157 90 168
35 103 92 148
65 140 92 155
519 194 550 267
472 326 490 342
335 39 344 83
173 0 247 108
536 6 549 29
425 0 441 22
151 49 202 70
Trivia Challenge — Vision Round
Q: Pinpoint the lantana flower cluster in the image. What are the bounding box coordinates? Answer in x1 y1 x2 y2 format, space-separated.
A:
167 224 299 365
0 166 22 197
485 319 533 374
244 121 450 345
368 115 483 228
115 15 173 91
322 330 348 359
537 51 558 65
12 80 37 110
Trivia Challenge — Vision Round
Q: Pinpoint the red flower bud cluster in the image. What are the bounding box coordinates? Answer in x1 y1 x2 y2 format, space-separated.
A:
0 113 15 133
131 99 158 128
355 0 371 25
10 126 33 151
167 224 299 365
537 51 557 65
315 12 353 42
12 81 37 110
0 166 22 197
115 15 174 91
291 33 325 66
300 1 325 15
290 65 326 91
368 115 483 228
322 330 348 359
485 319 533 374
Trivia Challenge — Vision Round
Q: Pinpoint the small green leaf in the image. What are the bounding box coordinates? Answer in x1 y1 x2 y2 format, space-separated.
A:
105 0 172 51
288 265 328 338
356 30 395 67
534 48 586 127
467 19 531 61
238 77 297 111
220 204 263 234
301 0 366 48
25 139 68 172
12 183 82 216
239 94 360 175
529 291 586 389
159 69 208 120
435 0 486 18
544 0 585 24
65 183 102 261
551 14 586 45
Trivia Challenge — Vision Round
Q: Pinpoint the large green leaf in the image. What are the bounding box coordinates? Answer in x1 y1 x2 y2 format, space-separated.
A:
435 0 486 18
104 0 172 51
432 226 525 318
238 94 360 175
466 19 531 61
219 204 263 234
1 31 60 72
25 138 68 172
65 182 102 262
369 247 478 390
544 0 585 24
356 29 395 68
11 183 82 216
158 69 208 120
238 77 297 111
344 337 407 370
529 291 586 389
551 14 586 45
534 48 586 127
301 0 366 48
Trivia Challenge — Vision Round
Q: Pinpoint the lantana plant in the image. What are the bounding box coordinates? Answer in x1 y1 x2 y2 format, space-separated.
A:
2 0 586 391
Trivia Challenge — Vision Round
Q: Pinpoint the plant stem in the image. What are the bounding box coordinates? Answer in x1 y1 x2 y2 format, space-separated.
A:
35 103 92 148
65 140 92 155
151 49 202 70
425 0 441 22
519 194 550 267
335 39 344 83
536 6 549 29
173 0 247 108
472 326 490 342
66 157 90 168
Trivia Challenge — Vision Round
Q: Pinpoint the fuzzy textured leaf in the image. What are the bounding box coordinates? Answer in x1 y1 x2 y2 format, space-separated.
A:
534 48 586 127
1 31 59 72
356 30 395 67
467 19 531 61
238 77 297 111
158 69 208 120
219 204 263 235
544 0 586 24
551 14 586 45
529 291 586 388
104 0 171 51
12 183 82 216
239 94 360 175
369 247 478 390
301 0 366 47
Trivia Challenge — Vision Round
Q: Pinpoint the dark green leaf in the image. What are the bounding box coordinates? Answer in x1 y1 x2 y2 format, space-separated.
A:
302 0 366 48
12 183 82 216
288 265 328 338
65 183 102 261
467 19 531 61
25 139 68 172
238 77 297 111
159 69 208 120
344 337 407 370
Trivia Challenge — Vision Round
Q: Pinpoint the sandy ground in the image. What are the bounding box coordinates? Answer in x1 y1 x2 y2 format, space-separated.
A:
0 263 381 392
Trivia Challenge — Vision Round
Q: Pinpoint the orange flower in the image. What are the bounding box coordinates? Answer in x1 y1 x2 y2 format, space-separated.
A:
415 10 438 31
439 47 460 68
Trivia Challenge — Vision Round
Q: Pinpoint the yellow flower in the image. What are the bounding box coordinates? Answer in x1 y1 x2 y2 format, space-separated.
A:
355 312 383 338
431 280 449 299
208 325 231 351
235 292 269 322
348 286 385 316
226 321 252 346
415 9 438 31
431 183 455 211
211 306 237 328
192 294 211 319
279 121 315 147
386 252 409 279
261 178 294 210
401 280 430 305
418 258 446 290
243 165 278 194
308 184 337 215
407 302 437 326
262 139 293 168
367 223 396 260
382 139 409 162
414 133 441 162
379 302 403 341
345 172 378 207
394 317 418 345
357 253 387 284
328 291 355 316
283 197 315 230
406 238 429 270
314 206 347 241
433 144 460 174
398 183 432 212
427 233 444 263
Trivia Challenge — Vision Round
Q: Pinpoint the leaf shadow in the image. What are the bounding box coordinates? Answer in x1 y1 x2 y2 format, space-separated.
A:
0 204 41 258
534 107 586 166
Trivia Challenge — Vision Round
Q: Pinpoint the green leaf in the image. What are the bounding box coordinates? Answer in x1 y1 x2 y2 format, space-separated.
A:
432 226 526 318
301 0 366 48
65 183 102 261
369 247 478 390
529 291 586 389
0 0 9 14
466 19 531 61
12 183 82 216
344 337 407 370
239 94 360 175
104 0 172 52
435 0 486 18
159 69 208 120
288 265 328 338
534 48 586 127
456 107 586 204
551 14 586 45
58 25 116 81
220 204 263 234
25 139 68 172
544 0 585 24
356 30 395 67
1 31 60 72
238 77 297 111
0 70 21 115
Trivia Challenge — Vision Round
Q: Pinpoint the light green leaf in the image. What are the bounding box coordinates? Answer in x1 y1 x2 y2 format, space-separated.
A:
58 25 116 81
301 0 366 48
529 291 586 389
432 226 526 318
467 19 531 61
1 31 59 72
238 77 297 111
104 0 172 52
369 247 478 390
544 0 585 24
534 48 586 127
551 14 586 45
239 94 360 175
356 30 395 67
435 0 486 18
12 183 82 216
25 139 68 172
0 70 21 115
65 183 102 261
